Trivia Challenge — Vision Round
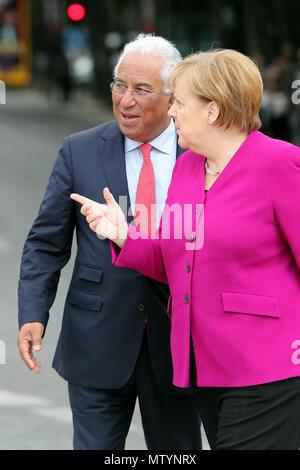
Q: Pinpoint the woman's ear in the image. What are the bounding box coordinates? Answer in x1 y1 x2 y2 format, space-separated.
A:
207 101 220 125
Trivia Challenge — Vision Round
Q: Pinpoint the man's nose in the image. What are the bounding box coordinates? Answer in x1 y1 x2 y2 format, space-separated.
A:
119 89 136 107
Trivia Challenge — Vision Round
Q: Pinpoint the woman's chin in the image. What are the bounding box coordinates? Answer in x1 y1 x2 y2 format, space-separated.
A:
178 136 189 149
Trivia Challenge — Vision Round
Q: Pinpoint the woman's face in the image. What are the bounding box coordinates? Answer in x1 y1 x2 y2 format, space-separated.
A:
168 75 212 153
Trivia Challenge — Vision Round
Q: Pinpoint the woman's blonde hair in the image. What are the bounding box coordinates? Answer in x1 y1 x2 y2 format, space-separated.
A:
168 49 263 133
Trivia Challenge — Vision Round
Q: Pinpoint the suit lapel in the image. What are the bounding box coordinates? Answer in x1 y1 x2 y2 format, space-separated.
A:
97 122 132 220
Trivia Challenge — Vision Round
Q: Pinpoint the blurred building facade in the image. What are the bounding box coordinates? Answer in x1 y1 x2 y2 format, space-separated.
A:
1 0 300 143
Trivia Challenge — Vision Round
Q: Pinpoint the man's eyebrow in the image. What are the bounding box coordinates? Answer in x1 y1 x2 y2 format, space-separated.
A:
114 77 126 83
134 82 152 88
114 78 152 88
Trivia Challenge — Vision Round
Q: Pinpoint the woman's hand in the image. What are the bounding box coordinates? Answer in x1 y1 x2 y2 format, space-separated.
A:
70 188 128 248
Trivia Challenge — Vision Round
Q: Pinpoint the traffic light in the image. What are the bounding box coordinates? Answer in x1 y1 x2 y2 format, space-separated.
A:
67 3 86 22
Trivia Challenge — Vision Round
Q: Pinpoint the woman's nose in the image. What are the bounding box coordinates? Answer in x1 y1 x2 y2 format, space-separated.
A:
168 103 176 118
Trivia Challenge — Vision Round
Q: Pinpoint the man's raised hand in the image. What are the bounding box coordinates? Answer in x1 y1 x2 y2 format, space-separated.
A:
70 187 128 247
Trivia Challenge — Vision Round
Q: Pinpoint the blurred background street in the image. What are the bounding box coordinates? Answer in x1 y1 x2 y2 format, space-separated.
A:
1 0 300 451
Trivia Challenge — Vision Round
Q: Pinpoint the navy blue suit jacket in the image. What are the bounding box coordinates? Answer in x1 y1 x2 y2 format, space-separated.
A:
18 120 189 394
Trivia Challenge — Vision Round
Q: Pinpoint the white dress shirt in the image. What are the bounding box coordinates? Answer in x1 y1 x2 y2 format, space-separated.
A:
124 120 177 229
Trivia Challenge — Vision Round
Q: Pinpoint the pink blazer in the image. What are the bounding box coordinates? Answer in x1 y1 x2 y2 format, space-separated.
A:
111 130 300 388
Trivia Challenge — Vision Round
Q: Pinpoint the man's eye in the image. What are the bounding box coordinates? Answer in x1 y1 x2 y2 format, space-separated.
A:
135 88 150 95
115 83 126 90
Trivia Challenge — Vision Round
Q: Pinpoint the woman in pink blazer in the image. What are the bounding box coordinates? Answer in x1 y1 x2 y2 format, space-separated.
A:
71 49 300 450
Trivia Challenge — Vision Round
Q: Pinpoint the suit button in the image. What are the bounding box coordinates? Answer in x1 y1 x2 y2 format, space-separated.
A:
188 234 194 242
184 295 190 304
186 264 191 273
137 303 145 312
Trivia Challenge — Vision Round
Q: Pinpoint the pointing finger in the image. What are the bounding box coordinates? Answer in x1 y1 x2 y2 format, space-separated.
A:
70 193 92 206
103 187 118 207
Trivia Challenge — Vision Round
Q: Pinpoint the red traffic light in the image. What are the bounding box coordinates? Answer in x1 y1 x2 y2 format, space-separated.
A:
67 3 86 21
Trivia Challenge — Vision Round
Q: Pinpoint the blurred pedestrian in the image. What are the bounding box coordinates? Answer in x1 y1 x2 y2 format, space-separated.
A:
53 53 72 102
74 49 300 450
261 44 296 142
267 60 292 141
17 34 201 451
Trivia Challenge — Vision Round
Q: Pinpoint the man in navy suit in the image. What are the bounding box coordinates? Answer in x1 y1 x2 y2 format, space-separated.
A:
18 34 201 450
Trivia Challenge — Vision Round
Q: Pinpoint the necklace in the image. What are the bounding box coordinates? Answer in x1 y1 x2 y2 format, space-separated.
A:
205 160 227 176
205 133 249 176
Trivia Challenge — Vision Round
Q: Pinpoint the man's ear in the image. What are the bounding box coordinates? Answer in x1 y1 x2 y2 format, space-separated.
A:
207 101 220 125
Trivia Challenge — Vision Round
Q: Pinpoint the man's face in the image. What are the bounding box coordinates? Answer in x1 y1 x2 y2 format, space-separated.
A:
112 52 173 143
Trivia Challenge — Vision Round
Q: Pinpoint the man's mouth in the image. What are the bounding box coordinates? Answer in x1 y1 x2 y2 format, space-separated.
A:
120 112 140 125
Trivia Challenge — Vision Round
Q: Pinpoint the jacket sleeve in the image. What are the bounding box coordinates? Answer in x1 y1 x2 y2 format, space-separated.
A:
18 137 76 329
270 143 300 270
110 222 168 284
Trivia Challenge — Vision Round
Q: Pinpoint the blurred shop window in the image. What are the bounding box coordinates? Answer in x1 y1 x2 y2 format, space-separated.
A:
0 0 31 86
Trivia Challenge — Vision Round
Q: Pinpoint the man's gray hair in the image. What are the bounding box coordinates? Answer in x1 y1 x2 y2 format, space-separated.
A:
113 33 182 86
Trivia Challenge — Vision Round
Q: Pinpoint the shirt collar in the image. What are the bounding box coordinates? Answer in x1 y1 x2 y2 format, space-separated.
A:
125 120 176 155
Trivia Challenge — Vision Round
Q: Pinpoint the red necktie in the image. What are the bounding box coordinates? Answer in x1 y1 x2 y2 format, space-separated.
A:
134 144 156 238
